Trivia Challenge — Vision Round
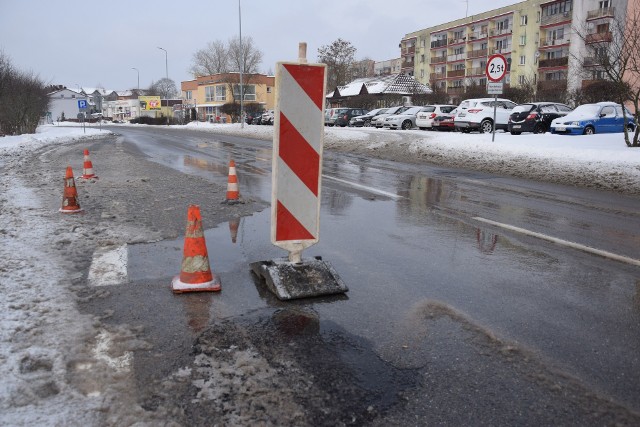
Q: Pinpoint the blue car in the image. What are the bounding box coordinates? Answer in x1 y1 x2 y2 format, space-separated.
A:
550 102 636 135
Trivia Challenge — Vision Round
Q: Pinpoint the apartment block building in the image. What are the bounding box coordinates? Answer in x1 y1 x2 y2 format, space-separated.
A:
400 0 631 101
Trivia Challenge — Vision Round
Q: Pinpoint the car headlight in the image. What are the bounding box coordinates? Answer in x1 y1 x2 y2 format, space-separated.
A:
571 121 581 126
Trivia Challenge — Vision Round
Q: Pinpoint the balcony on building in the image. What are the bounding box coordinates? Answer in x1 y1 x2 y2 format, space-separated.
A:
467 31 488 41
491 45 511 54
447 69 466 78
430 39 448 49
490 28 512 37
430 72 446 80
448 37 466 46
402 45 416 55
468 48 488 59
447 53 466 62
431 56 447 64
539 37 569 48
538 56 568 68
541 11 572 27
586 7 615 21
468 67 486 76
586 31 612 44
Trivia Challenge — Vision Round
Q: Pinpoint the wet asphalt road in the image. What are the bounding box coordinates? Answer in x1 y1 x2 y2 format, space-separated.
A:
99 125 640 422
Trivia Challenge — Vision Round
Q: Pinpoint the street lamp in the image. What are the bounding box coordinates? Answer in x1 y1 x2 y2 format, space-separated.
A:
157 47 169 125
239 0 244 129
131 67 139 90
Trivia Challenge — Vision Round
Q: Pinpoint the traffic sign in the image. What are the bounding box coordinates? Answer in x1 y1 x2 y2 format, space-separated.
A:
486 54 507 82
77 99 87 109
487 82 504 94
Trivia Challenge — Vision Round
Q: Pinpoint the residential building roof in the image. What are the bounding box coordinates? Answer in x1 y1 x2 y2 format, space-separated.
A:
327 73 432 99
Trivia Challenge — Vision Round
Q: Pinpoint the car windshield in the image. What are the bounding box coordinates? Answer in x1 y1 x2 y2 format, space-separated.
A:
568 104 601 118
422 106 436 112
404 107 423 115
395 106 411 114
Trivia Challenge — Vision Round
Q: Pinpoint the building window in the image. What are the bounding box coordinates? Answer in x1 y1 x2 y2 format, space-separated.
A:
520 55 526 65
421 54 425 63
454 47 464 55
233 84 256 101
420 69 425 78
267 87 272 93
453 30 464 40
599 0 610 8
185 91 192 100
215 85 226 101
537 11 541 22
518 75 526 85
520 35 526 45
521 15 528 25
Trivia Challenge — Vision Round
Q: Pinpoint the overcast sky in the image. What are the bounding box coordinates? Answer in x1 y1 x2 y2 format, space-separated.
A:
0 0 519 91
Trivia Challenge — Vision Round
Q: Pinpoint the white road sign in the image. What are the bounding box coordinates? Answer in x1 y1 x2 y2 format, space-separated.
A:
486 54 507 82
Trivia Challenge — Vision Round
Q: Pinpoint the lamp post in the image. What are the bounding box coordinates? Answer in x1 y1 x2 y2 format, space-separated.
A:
131 67 139 90
157 47 169 125
239 0 244 129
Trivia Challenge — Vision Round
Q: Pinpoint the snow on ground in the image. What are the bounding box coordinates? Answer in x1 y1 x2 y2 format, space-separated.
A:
0 123 638 424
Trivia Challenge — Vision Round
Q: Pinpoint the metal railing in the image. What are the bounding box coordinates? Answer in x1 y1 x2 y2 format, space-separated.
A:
540 12 571 26
538 56 568 68
586 7 615 20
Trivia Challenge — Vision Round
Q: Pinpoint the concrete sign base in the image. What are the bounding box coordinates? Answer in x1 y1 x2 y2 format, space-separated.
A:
250 256 348 300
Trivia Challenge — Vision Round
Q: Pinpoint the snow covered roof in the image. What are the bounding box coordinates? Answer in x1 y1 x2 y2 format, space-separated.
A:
327 73 431 99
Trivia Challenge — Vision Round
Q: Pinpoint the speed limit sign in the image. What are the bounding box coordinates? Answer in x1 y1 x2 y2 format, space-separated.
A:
486 54 507 82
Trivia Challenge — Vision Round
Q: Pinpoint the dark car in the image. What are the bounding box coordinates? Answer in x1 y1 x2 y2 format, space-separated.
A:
349 108 388 127
508 102 572 135
334 108 368 127
245 111 262 124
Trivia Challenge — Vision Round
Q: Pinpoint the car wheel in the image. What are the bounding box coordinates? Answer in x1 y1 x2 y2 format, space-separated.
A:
401 120 412 130
583 126 595 135
626 124 635 133
510 131 522 135
363 120 371 127
480 119 493 133
533 123 546 134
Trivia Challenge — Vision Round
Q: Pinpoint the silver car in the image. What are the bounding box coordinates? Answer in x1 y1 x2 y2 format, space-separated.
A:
383 106 427 130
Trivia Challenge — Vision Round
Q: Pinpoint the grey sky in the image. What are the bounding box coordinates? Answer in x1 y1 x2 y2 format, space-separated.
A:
0 0 519 91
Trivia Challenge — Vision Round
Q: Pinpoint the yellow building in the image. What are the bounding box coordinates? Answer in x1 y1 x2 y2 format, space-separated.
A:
181 73 275 122
401 0 631 102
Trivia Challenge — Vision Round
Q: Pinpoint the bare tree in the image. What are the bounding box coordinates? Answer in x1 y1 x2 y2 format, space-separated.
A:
0 52 49 135
147 78 178 99
318 38 357 90
189 41 229 77
572 6 640 147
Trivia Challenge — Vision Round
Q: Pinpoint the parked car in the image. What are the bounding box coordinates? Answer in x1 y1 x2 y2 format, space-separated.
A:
245 111 262 125
349 108 388 127
454 98 517 133
324 108 348 127
261 110 275 125
508 102 572 135
416 105 457 130
432 108 458 131
383 106 427 130
550 102 636 135
334 108 369 127
251 115 262 125
371 106 410 128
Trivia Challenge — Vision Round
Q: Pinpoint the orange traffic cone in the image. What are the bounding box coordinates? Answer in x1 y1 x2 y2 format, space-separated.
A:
60 166 83 213
223 160 240 204
228 217 240 243
79 149 98 179
172 205 221 293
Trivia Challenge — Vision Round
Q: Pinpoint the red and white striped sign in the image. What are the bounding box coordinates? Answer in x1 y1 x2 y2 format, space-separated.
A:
271 62 327 253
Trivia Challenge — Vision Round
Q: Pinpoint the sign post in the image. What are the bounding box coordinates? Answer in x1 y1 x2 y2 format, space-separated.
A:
78 99 87 134
250 43 348 300
486 54 507 142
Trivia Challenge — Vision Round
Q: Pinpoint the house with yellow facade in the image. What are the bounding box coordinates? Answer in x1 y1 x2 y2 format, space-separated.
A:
181 72 275 122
